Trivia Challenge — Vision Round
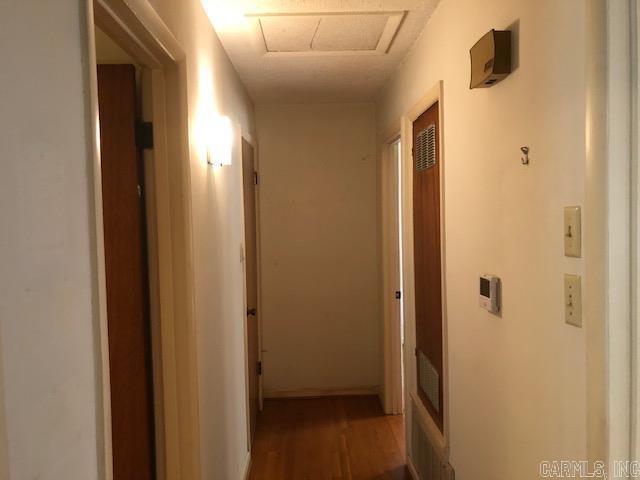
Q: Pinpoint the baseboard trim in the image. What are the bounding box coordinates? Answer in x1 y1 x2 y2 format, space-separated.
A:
263 385 380 399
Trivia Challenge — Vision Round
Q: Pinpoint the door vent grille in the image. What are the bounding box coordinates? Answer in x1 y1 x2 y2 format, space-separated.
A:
411 399 455 480
415 124 437 171
418 350 440 412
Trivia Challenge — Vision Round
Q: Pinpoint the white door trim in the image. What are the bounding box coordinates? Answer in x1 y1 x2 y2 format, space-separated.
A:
631 0 640 464
631 0 640 459
606 0 633 471
399 80 450 458
240 134 263 455
380 134 403 415
585 0 634 471
83 1 201 478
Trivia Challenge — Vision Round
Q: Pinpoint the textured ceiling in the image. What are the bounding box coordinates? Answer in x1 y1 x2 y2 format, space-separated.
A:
208 0 441 103
310 14 389 51
260 13 393 53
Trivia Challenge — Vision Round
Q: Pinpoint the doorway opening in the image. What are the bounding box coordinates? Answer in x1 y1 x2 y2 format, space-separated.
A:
392 138 406 412
242 137 261 449
382 136 406 417
88 2 200 478
395 139 406 411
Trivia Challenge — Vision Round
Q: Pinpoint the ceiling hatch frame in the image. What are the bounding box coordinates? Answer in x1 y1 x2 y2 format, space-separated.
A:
245 11 406 57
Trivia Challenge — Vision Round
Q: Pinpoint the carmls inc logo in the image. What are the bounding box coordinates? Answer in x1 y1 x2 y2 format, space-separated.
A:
540 460 640 479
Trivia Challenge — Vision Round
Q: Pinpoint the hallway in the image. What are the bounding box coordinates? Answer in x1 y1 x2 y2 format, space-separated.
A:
248 396 408 480
0 1 633 479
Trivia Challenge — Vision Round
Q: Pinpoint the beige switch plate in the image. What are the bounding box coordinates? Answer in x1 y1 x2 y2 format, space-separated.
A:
564 274 582 327
564 206 582 257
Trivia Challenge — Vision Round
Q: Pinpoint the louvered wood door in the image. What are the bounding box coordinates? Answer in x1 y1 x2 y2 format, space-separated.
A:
412 101 444 432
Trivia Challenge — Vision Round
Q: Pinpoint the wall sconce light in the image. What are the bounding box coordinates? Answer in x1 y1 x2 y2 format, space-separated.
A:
207 115 233 166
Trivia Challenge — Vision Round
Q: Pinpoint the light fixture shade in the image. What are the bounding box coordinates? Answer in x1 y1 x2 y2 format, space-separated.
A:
207 115 234 166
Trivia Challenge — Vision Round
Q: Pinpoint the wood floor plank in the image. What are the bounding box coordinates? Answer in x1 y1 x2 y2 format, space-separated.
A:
248 395 410 480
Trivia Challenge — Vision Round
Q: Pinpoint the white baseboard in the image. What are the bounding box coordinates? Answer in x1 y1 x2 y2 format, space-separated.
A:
263 385 380 399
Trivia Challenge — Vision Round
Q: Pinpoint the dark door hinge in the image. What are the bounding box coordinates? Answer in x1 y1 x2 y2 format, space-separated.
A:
257 361 262 376
253 171 259 185
395 290 402 300
136 121 154 150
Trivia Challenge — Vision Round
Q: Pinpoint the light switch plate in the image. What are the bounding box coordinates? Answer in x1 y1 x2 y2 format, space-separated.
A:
564 274 582 327
564 206 582 257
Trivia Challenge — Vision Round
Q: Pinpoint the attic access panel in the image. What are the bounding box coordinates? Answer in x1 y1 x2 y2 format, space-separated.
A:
254 11 406 56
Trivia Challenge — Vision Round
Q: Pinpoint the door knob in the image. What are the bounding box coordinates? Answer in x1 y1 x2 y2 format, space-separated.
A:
247 307 257 316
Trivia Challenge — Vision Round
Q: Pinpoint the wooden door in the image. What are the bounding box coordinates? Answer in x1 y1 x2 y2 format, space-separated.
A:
97 64 156 479
242 138 260 444
412 102 444 432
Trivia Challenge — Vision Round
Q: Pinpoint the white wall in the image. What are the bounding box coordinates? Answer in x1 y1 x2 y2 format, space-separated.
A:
0 1 100 478
377 1 587 479
0 0 256 479
146 0 256 478
256 103 380 396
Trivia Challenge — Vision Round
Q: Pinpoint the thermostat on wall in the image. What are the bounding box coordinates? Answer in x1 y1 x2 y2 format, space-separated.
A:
479 275 501 314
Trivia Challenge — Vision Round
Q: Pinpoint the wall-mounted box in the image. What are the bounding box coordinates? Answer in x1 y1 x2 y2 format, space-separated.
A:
470 29 512 89
479 274 501 314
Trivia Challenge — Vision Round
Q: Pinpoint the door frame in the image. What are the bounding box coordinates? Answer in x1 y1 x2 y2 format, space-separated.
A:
584 0 635 471
399 81 449 458
240 133 264 455
380 133 403 416
83 1 200 479
633 0 640 463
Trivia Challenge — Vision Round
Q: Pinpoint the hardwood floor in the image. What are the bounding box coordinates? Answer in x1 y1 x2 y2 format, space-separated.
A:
248 395 410 480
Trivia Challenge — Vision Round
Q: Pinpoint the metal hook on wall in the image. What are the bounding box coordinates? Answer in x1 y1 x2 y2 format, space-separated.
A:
520 146 530 165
